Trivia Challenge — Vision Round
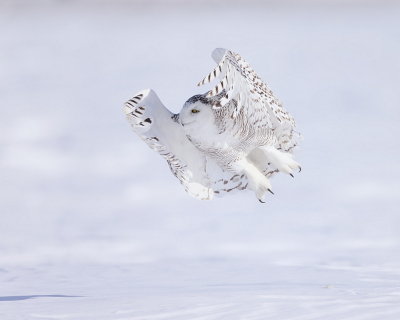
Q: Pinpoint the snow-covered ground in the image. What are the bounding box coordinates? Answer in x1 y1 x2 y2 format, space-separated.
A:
1 1 400 319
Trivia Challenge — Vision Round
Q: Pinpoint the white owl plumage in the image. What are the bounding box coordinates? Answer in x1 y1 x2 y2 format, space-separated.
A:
124 48 301 202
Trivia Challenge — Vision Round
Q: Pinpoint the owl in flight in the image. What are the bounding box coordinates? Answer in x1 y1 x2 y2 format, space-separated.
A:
124 48 301 202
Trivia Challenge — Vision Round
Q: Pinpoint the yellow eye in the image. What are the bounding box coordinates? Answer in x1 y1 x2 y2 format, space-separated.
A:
191 109 200 114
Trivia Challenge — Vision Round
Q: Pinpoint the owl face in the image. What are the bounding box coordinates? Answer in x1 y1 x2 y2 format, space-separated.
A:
179 97 216 134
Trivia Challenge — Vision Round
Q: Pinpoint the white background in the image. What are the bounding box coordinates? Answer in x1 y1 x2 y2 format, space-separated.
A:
1 1 400 319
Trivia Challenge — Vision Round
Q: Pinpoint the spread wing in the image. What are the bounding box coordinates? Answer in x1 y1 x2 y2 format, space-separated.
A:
197 48 299 152
124 89 213 200
124 89 250 199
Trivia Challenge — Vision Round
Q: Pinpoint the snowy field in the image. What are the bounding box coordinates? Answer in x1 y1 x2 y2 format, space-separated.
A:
1 0 400 319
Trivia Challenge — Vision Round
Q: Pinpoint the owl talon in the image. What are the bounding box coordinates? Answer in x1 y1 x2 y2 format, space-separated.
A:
261 146 301 177
268 189 274 195
259 199 266 203
289 173 294 178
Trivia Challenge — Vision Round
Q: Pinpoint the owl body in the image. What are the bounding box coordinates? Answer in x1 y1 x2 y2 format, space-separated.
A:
124 49 301 202
180 94 276 173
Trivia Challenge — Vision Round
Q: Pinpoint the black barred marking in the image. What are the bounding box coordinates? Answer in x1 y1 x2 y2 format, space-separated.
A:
135 110 143 115
226 182 243 193
185 94 213 106
132 94 143 100
129 93 143 104
139 106 145 110
125 101 136 107
171 113 180 123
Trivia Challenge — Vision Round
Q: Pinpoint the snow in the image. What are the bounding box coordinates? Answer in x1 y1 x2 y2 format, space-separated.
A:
1 1 400 319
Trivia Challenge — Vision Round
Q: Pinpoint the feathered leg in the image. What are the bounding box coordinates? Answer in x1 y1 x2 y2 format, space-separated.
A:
231 158 272 202
260 146 301 176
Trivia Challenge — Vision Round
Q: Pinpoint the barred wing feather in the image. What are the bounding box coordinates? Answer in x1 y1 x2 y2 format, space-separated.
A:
198 48 298 152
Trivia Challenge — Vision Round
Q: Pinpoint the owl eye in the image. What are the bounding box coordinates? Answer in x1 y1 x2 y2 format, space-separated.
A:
191 109 200 114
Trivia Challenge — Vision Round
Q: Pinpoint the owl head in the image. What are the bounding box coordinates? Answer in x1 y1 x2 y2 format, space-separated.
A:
178 94 217 138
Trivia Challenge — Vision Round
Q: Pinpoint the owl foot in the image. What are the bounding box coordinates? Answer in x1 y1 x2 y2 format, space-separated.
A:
261 146 301 176
231 158 273 202
256 184 274 203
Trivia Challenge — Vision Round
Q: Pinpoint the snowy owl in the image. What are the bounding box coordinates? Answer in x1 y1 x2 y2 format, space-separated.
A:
124 48 301 202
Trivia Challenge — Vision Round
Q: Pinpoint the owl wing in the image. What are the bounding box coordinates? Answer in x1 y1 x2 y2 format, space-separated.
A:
124 89 249 199
197 48 298 152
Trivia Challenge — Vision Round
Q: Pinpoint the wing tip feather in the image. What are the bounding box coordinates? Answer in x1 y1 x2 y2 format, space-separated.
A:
123 88 153 114
211 48 227 63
